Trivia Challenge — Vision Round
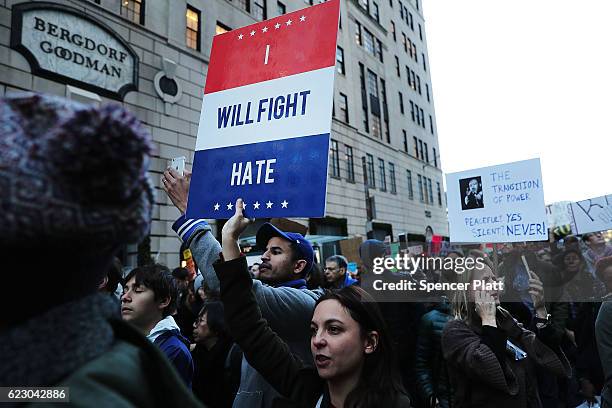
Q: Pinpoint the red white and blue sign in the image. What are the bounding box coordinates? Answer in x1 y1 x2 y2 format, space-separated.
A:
186 0 340 219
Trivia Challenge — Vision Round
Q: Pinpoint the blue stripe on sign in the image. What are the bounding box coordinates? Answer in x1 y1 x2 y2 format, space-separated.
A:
186 133 330 219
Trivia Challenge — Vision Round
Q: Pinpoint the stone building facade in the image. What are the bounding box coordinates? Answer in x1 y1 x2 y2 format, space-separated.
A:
1 0 447 267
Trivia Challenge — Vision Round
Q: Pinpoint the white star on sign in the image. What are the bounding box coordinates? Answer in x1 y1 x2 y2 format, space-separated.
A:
300 15 306 22
274 23 281 29
250 30 256 36
253 201 261 209
242 202 247 209
262 26 268 33
286 19 292 26
266 201 273 209
214 203 220 211
238 34 244 40
227 202 234 210
281 200 288 208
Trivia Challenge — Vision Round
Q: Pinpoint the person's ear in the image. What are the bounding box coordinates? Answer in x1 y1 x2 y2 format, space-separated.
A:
158 296 171 311
364 331 379 354
293 259 307 275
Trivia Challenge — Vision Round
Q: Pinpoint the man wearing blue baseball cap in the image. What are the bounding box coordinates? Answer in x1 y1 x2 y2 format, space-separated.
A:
163 174 322 408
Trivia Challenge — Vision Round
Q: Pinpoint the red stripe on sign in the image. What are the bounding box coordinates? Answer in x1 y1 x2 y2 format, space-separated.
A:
204 0 340 94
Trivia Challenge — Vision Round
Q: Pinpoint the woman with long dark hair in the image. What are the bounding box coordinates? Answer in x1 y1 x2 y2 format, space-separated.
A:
214 201 410 407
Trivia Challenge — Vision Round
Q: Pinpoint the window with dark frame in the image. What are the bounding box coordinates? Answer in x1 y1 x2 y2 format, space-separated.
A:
437 181 442 206
395 56 401 77
378 158 386 191
399 91 404 114
330 140 341 178
426 83 430 102
407 170 414 200
424 142 429 163
237 0 250 13
403 130 408 152
372 2 380 22
418 139 424 160
389 162 396 194
346 145 355 182
430 114 434 134
253 0 267 21
186 6 201 51
359 63 369 133
216 21 231 35
121 0 145 25
366 154 376 187
433 147 438 167
391 20 396 41
339 92 349 123
428 178 434 204
413 136 419 158
277 1 286 15
336 46 345 74
417 174 424 202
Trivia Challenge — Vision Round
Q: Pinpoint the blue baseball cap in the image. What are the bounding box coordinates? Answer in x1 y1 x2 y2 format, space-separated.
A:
256 223 314 274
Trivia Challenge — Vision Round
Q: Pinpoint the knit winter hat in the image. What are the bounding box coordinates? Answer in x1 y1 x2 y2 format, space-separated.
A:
0 93 154 248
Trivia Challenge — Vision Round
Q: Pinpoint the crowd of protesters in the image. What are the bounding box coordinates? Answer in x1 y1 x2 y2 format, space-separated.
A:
1 94 611 408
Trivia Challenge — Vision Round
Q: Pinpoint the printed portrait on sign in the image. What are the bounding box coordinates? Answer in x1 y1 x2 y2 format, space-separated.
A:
460 176 484 210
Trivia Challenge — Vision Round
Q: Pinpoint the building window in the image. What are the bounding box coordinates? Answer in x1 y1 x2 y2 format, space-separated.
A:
277 1 286 15
237 0 250 13
330 140 340 178
346 145 355 182
418 139 424 161
380 79 390 143
366 154 376 187
422 53 426 71
391 21 396 41
420 108 425 127
121 0 145 25
424 142 429 163
402 33 407 53
408 12 414 30
415 0 420 11
253 0 267 21
413 136 418 158
437 181 442 206
407 170 414 200
372 2 380 22
354 20 362 46
367 69 381 138
216 22 231 35
399 1 404 18
378 158 386 191
403 130 408 152
410 100 415 121
417 174 424 202
433 147 438 167
359 63 369 132
428 178 434 204
339 92 349 123
363 28 375 55
426 83 430 102
186 6 201 51
399 91 404 114
430 115 434 134
376 39 383 62
389 162 396 194
395 56 400 77
419 23 423 41
336 46 345 74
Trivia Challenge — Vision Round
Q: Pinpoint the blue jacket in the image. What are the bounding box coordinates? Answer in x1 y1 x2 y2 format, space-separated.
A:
154 329 194 388
341 272 358 288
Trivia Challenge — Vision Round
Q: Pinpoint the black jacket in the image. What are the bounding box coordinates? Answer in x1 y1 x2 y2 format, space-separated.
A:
214 256 412 408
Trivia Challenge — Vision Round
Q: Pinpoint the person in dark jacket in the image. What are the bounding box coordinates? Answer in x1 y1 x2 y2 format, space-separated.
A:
122 264 195 387
595 256 612 408
191 301 235 407
0 93 201 407
442 251 571 408
215 199 411 408
415 297 454 408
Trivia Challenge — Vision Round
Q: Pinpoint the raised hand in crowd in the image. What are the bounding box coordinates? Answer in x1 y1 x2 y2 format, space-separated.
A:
527 269 548 317
221 198 254 261
474 289 497 327
162 167 192 213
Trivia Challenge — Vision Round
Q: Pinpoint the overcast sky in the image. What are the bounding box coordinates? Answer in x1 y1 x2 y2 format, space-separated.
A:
424 0 611 204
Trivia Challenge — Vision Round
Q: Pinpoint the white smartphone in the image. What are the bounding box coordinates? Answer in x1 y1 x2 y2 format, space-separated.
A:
170 156 186 176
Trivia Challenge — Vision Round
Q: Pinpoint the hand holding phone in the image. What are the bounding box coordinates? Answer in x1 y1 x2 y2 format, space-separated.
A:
170 156 186 176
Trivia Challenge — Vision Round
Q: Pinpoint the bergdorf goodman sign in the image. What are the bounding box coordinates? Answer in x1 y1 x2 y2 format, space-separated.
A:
11 2 138 99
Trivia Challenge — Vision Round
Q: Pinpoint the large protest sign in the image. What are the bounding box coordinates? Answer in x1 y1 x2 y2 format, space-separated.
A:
446 158 547 243
186 0 340 219
569 194 612 234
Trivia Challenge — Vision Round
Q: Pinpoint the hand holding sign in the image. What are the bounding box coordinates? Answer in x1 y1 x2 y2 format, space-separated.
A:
521 255 546 312
162 168 191 214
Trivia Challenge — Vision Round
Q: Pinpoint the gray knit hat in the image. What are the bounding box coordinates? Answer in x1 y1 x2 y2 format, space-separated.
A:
0 93 154 247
